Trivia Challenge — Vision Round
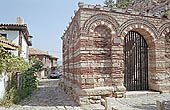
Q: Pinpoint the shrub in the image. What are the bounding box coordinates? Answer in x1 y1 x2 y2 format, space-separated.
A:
0 46 43 106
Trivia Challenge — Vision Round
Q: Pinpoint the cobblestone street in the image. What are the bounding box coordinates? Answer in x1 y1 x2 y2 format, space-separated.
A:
0 79 83 110
20 79 78 107
0 79 170 110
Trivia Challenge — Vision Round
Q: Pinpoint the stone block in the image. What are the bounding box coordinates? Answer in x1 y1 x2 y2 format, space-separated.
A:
101 98 105 106
116 85 126 92
96 100 101 104
79 96 90 105
75 86 115 96
81 75 87 79
89 96 101 100
89 99 96 104
98 78 104 83
86 78 94 84
105 97 112 110
81 79 86 84
156 100 164 110
116 93 124 98
87 75 94 78
149 83 170 92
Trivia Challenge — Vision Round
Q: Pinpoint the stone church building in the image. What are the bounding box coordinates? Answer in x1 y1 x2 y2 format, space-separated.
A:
62 0 170 105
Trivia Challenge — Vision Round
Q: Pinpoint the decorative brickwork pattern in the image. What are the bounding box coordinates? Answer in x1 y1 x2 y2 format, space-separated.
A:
165 32 170 83
62 3 170 105
118 18 158 40
82 13 119 34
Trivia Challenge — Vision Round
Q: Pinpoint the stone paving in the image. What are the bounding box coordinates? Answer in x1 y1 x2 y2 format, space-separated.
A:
0 79 105 110
1 78 170 110
110 92 170 110
20 79 78 107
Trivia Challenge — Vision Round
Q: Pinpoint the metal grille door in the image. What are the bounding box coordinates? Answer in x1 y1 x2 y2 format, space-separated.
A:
124 31 148 91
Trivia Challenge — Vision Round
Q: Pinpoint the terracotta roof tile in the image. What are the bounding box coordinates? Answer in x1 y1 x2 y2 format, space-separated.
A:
0 24 27 27
0 37 19 50
0 24 32 46
29 48 58 59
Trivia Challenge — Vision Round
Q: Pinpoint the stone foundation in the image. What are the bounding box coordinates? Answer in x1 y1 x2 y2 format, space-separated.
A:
150 83 170 93
60 79 126 105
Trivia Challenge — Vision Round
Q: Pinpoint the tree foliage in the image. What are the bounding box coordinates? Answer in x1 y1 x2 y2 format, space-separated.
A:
104 0 132 8
0 45 10 74
0 46 43 105
104 0 115 8
29 58 44 73
117 0 132 8
162 11 170 19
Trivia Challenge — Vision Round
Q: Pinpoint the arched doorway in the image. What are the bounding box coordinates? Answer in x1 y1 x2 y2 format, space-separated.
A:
124 31 149 91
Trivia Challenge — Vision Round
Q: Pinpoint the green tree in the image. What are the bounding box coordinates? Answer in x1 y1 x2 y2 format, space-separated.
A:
30 58 44 72
104 0 115 8
0 45 12 74
0 46 44 105
162 11 170 19
117 0 132 8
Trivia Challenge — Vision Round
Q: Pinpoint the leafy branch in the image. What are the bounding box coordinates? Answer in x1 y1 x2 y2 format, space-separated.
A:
104 0 115 8
0 46 43 105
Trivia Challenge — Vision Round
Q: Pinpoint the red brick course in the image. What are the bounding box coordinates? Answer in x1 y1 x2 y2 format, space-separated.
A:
61 3 170 105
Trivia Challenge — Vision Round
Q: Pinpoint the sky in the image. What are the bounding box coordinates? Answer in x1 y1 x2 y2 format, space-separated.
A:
0 0 106 65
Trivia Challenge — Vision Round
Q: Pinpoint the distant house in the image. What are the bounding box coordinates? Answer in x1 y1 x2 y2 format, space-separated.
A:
29 48 58 78
0 17 33 60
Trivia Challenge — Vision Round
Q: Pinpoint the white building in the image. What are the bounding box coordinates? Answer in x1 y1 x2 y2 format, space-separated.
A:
0 17 32 60
0 18 33 99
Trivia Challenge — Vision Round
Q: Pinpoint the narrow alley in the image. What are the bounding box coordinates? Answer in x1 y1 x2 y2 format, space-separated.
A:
0 79 80 110
0 79 104 110
20 79 78 107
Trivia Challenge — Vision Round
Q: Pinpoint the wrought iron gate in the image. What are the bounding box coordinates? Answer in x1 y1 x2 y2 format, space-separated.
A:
124 31 148 91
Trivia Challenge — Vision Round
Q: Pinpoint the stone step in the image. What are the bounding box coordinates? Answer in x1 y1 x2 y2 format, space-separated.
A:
81 104 105 110
125 91 160 98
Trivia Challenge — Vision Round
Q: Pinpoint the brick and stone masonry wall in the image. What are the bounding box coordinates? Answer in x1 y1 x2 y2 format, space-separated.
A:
62 2 170 105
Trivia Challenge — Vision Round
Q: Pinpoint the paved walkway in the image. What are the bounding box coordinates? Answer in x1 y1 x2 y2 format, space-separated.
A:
110 92 170 110
20 79 78 107
1 79 170 110
0 79 91 110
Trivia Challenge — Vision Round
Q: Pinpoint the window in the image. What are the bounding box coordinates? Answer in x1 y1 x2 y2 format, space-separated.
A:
0 33 7 38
